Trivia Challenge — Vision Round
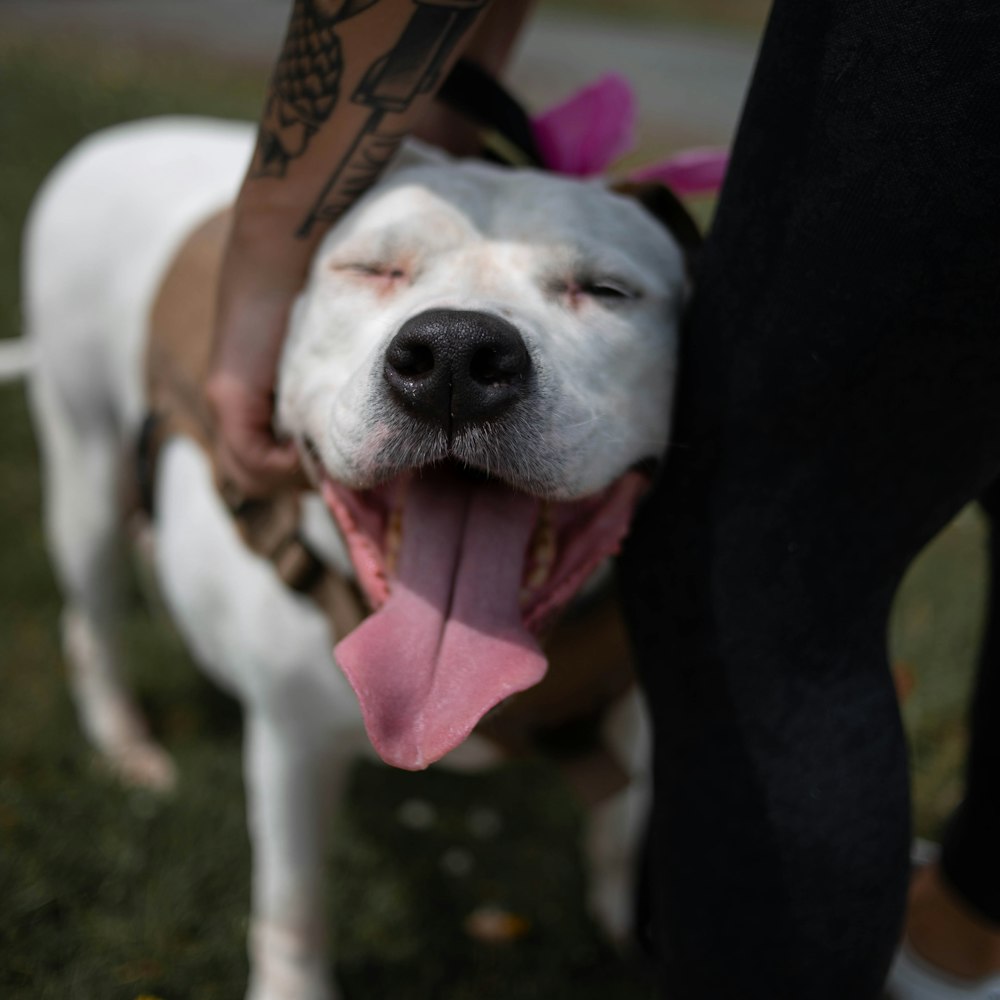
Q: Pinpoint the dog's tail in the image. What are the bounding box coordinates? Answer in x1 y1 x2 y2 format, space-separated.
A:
0 338 35 384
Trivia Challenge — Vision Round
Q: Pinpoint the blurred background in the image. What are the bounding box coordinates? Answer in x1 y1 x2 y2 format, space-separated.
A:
0 2 986 997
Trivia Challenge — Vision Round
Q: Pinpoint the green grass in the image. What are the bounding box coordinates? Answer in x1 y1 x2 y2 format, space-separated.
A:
0 22 988 1000
891 505 987 837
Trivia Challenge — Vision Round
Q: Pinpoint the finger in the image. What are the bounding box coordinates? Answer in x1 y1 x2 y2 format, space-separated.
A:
206 375 306 494
216 428 303 499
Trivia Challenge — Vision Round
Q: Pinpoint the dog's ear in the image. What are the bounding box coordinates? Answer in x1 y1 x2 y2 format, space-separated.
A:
614 180 703 276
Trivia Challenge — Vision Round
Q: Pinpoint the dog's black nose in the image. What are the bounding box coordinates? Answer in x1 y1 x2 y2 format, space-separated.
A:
384 309 531 428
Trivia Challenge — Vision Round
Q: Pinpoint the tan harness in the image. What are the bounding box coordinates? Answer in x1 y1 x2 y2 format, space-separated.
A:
143 209 635 803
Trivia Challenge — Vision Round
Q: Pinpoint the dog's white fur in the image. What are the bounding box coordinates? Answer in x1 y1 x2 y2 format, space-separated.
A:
22 117 684 1000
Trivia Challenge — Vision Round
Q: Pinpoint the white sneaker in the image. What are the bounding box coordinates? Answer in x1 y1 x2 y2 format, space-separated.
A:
886 940 1000 1000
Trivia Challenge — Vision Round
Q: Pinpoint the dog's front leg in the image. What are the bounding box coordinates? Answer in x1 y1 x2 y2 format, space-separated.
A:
243 711 347 1000
585 691 652 946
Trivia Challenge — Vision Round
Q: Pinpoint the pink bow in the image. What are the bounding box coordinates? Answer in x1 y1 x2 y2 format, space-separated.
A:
531 73 729 197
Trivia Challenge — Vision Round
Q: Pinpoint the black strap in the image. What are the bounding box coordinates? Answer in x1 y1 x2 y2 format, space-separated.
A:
438 58 544 167
136 413 161 516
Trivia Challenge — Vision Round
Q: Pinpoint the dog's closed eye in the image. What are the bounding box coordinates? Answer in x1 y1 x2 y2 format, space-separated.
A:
579 277 638 301
553 275 641 308
333 261 410 283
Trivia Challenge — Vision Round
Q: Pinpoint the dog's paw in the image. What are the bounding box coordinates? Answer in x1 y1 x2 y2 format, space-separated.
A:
246 983 336 1000
588 871 634 947
246 982 336 1000
247 921 336 1000
104 740 178 793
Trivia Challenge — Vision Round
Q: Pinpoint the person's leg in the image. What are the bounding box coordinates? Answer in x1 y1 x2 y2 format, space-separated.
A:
621 2 1000 997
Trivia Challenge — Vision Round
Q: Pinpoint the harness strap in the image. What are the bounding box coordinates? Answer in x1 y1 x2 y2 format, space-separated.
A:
141 209 367 639
438 58 544 167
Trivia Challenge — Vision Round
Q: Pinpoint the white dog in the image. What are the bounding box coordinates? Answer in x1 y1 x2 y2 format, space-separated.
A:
18 116 689 1000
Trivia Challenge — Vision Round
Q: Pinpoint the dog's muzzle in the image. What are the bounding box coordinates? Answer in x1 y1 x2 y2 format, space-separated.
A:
383 308 531 431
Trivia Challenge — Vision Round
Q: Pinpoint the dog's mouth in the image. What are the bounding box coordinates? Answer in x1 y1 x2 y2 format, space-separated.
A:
322 462 648 770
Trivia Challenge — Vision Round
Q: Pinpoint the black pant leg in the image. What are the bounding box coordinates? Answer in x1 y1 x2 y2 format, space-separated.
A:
621 2 1000 997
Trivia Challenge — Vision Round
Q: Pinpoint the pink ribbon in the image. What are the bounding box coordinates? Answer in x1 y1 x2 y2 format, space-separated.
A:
531 73 729 197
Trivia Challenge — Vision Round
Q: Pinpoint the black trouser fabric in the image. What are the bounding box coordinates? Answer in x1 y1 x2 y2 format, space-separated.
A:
620 1 1000 997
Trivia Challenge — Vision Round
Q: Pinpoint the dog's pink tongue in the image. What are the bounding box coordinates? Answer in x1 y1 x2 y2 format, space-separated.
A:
334 475 546 770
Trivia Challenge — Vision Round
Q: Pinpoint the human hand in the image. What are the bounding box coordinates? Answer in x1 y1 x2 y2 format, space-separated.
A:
207 223 304 498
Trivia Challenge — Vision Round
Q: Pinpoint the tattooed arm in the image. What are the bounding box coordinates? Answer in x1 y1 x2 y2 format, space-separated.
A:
208 0 534 495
